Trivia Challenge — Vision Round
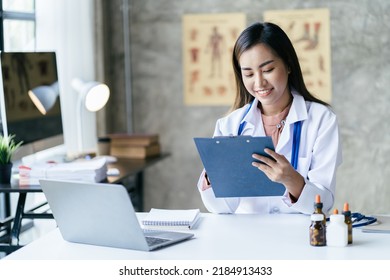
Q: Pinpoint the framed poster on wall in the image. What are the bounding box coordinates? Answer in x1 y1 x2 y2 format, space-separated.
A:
264 8 332 103
182 13 246 106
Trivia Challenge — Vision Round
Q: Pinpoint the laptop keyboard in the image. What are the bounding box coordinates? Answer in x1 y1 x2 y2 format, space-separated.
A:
145 236 170 247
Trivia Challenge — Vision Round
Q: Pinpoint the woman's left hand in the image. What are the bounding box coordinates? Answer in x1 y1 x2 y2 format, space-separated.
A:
252 148 304 200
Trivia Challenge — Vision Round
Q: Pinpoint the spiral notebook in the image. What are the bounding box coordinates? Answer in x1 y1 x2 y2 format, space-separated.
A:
142 208 201 230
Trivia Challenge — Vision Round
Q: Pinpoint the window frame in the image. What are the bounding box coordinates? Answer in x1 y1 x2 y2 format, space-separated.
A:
0 1 36 51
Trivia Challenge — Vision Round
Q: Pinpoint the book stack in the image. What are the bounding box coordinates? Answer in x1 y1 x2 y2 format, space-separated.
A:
108 133 161 159
18 157 108 186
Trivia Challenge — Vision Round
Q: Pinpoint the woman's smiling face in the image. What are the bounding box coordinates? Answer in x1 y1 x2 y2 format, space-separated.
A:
239 43 291 115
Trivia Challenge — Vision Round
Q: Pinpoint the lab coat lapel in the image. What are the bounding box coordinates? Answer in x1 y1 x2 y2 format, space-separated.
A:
241 99 266 136
276 92 307 154
277 123 292 153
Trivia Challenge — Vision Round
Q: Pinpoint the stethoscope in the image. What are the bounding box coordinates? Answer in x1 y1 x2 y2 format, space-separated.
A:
237 99 302 170
351 213 377 228
325 213 377 228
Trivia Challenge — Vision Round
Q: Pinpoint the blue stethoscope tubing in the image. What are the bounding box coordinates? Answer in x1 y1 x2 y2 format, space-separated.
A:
238 99 302 170
291 121 302 170
351 212 377 228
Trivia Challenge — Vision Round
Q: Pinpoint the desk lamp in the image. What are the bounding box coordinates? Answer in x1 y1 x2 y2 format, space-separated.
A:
71 78 110 154
28 81 60 115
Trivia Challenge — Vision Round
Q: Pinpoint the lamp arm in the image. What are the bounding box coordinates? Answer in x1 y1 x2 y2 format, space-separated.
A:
77 93 84 154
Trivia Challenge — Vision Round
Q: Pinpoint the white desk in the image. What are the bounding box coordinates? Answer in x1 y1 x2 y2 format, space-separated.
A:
2 213 390 260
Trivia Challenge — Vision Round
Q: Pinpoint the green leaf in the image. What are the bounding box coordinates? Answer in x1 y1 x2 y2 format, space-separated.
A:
0 134 23 164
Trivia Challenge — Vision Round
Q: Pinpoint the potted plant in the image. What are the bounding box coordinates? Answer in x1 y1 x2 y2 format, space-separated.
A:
0 134 23 183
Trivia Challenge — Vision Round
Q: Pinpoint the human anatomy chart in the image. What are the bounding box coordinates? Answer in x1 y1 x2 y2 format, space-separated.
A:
264 9 332 103
183 13 246 106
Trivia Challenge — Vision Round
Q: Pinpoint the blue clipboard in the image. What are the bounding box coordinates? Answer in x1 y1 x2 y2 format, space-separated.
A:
194 136 285 197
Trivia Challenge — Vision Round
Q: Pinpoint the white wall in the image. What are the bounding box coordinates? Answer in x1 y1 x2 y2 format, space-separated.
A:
36 0 98 156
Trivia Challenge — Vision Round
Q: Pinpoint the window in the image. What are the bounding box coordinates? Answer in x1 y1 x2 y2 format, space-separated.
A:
0 0 98 154
0 0 36 51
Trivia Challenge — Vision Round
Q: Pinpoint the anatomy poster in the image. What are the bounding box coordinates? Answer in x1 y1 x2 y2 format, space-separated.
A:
183 13 246 106
264 9 332 103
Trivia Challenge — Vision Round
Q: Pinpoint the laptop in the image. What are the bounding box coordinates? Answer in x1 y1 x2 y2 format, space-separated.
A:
39 179 194 251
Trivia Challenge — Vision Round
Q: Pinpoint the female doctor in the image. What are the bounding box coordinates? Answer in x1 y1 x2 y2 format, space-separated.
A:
197 22 342 215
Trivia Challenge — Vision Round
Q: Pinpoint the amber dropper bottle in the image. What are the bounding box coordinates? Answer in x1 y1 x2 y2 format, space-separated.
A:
313 194 326 225
342 202 353 244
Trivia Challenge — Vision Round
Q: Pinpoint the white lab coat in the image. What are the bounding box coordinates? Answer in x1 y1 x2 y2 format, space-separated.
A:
197 91 342 215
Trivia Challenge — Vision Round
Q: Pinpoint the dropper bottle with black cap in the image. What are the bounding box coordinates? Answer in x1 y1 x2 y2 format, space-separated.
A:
342 202 353 244
313 194 327 225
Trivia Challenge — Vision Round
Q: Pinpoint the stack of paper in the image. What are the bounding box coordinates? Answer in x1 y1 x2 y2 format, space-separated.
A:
142 208 200 230
362 215 390 233
18 157 108 185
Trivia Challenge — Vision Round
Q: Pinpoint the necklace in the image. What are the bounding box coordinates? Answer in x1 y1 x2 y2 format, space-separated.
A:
276 119 286 129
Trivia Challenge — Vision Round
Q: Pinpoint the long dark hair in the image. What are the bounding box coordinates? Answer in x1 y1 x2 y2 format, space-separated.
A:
231 22 328 110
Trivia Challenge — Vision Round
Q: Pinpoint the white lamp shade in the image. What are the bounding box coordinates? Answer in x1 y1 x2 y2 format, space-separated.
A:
72 78 110 112
28 81 60 115
85 83 110 111
72 78 110 154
